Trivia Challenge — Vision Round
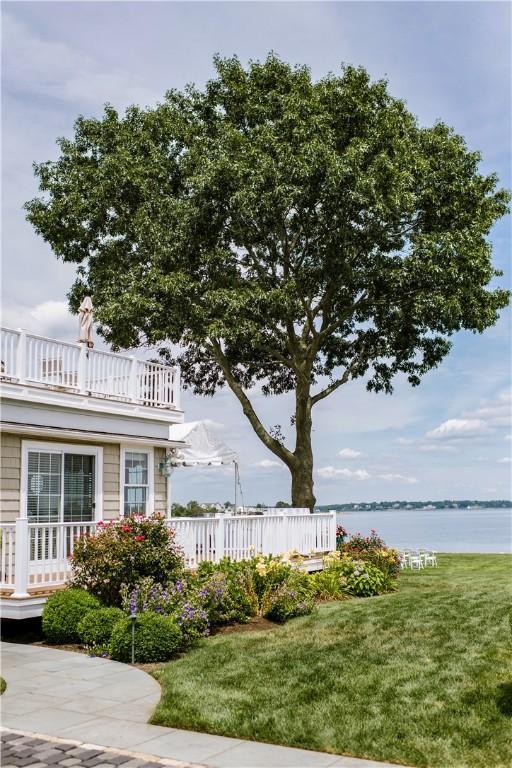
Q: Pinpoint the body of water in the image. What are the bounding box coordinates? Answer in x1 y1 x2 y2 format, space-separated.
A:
336 507 512 553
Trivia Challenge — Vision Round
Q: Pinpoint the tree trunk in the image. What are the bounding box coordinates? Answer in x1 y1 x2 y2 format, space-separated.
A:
291 385 316 510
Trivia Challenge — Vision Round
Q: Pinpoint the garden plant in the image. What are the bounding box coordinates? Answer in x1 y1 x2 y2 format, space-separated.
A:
42 515 399 664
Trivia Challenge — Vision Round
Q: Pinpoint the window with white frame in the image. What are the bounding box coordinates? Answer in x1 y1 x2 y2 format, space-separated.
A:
24 443 101 523
122 449 153 516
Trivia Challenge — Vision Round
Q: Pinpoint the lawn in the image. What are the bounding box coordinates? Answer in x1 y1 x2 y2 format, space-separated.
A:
152 554 512 768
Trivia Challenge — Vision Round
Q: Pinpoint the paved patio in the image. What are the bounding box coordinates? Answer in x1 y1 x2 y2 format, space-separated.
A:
1 642 408 768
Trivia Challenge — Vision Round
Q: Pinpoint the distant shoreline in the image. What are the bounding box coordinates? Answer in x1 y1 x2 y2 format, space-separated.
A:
318 500 512 512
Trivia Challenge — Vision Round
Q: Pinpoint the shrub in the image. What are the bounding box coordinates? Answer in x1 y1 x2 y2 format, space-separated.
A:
337 529 400 584
341 529 387 552
353 548 401 581
42 588 101 643
344 560 387 596
109 611 183 663
261 572 315 623
77 607 125 647
70 515 184 605
317 553 391 598
196 571 257 626
310 568 345 600
120 577 210 647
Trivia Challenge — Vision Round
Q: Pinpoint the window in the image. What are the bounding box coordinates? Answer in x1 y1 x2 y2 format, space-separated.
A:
122 449 153 516
23 442 101 523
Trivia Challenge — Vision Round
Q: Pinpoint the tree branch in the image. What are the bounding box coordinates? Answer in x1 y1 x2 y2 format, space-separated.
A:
310 354 364 406
209 338 297 467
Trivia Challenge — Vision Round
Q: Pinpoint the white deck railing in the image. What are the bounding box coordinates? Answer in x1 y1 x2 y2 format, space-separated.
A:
0 512 336 595
0 326 180 410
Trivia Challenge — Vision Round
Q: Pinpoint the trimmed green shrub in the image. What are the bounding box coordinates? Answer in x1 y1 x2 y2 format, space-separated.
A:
109 611 183 663
70 515 184 605
42 588 101 643
77 607 125 647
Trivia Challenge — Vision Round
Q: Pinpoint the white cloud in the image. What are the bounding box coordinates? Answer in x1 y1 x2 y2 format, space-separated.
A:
2 300 73 340
377 473 417 484
395 437 415 445
338 448 363 459
317 466 417 483
3 14 159 111
317 466 370 480
506 434 512 442
253 459 284 469
466 391 511 428
417 443 457 453
426 418 490 440
498 457 511 464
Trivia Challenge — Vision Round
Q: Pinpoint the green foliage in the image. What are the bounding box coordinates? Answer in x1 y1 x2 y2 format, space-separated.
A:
261 571 315 623
77 607 125 647
310 568 345 600
339 530 401 581
70 516 184 605
0 677 6 695
318 553 390 597
109 612 183 663
196 570 258 626
343 560 387 597
42 588 101 644
196 555 313 624
151 555 512 768
25 54 510 506
120 577 209 647
171 501 219 517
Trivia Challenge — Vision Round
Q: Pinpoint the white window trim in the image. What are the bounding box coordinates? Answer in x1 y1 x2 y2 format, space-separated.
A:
21 440 103 522
120 446 154 517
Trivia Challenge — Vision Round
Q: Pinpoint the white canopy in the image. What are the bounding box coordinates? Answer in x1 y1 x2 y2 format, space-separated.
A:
168 420 237 467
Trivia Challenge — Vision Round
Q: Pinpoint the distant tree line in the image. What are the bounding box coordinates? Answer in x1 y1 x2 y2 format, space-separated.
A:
318 499 511 512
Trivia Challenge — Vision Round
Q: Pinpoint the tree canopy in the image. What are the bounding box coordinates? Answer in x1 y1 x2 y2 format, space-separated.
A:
26 54 510 507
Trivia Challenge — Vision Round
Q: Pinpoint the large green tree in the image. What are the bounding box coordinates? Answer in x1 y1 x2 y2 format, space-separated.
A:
26 55 509 508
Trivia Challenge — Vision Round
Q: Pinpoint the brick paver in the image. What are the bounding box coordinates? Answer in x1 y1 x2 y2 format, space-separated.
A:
1 730 201 768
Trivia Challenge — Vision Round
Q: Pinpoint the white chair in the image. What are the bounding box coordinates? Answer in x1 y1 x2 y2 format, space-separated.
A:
408 550 423 569
424 551 437 567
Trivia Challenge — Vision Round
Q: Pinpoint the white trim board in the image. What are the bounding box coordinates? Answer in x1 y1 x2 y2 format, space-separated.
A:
4 422 185 448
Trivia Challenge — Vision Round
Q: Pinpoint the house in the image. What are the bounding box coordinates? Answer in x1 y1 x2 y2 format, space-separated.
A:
0 324 185 618
0 324 336 618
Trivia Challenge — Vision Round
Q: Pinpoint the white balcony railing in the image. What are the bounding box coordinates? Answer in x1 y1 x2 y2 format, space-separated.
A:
0 327 180 410
0 512 337 595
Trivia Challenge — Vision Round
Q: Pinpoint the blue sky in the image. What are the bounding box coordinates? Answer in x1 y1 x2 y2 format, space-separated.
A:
2 1 511 505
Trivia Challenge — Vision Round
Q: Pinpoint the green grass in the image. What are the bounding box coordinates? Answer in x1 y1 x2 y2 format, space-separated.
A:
152 555 512 768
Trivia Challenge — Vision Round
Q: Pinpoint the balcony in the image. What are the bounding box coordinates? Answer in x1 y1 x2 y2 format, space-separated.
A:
0 327 180 411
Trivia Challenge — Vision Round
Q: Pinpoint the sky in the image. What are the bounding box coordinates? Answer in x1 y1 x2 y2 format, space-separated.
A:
1 1 511 506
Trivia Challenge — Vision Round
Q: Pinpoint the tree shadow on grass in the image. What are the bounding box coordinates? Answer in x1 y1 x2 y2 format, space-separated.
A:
496 683 512 716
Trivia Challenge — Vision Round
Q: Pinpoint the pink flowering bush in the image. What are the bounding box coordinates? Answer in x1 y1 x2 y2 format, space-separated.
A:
70 515 184 605
339 529 401 581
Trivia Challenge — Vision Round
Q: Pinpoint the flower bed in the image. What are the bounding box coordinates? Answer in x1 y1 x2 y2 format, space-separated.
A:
42 515 400 662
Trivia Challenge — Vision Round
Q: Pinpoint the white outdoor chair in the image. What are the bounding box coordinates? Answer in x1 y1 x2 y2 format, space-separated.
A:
424 551 438 567
408 550 423 569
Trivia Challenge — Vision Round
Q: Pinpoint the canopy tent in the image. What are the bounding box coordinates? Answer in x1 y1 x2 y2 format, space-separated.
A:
166 421 241 514
167 420 238 467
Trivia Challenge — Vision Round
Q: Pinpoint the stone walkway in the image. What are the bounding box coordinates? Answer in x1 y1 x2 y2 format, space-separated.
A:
1 642 408 768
